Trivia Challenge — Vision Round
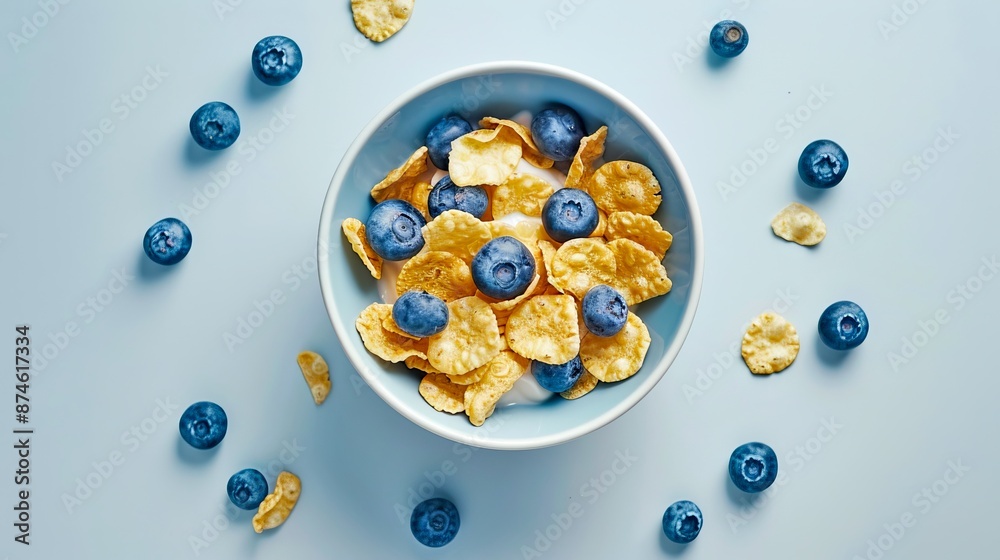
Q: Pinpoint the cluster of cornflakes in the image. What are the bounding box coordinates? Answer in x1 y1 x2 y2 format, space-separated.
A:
343 114 674 426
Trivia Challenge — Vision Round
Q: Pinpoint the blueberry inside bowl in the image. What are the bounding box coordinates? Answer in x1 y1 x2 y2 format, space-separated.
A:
318 62 703 450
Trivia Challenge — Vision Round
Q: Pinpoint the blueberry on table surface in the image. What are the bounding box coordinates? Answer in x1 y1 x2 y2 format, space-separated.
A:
189 101 240 150
818 300 869 350
179 401 227 450
143 218 192 265
709 20 749 58
251 35 302 86
729 442 778 493
227 468 268 510
410 498 460 547
798 140 849 188
662 500 703 544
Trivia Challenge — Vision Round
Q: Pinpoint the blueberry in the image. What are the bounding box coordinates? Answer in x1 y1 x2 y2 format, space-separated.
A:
393 291 449 337
532 356 584 393
729 442 778 493
179 401 227 450
426 116 473 170
541 188 599 243
818 301 869 350
427 175 488 219
411 498 459 547
582 285 628 337
471 236 536 300
364 199 427 261
662 500 703 544
530 105 586 162
227 468 268 510
143 218 192 265
251 35 302 86
189 101 240 150
709 20 749 58
798 140 849 188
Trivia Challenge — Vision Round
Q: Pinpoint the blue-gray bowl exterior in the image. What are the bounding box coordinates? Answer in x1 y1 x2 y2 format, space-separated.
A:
321 67 702 448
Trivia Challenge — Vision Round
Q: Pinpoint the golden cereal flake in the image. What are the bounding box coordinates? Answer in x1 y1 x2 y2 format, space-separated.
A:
356 303 427 363
565 126 608 189
252 471 301 533
448 127 523 187
605 211 673 260
369 146 428 202
419 373 467 414
770 202 827 246
505 294 580 365
296 351 332 405
351 0 414 42
741 312 800 374
427 296 503 376
587 160 662 215
463 351 530 426
580 312 650 382
342 218 383 279
607 238 672 305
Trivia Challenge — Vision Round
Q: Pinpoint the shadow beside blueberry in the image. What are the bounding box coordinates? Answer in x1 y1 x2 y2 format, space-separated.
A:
724 468 761 507
183 135 225 167
137 250 174 282
245 70 283 102
175 436 220 466
660 530 693 556
705 47 732 70
815 334 851 367
793 168 827 204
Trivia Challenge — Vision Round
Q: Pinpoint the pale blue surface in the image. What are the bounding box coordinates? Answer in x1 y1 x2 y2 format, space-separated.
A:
2 1 998 559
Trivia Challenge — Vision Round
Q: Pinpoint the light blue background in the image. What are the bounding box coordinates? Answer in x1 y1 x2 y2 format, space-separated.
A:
1 1 997 558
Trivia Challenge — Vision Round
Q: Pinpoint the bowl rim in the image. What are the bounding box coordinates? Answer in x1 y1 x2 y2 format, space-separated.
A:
318 60 704 450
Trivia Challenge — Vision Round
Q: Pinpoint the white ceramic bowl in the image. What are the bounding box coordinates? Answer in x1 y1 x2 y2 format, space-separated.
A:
318 61 703 450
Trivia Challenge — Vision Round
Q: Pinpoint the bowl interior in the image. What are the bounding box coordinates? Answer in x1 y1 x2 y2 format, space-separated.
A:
320 63 702 450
